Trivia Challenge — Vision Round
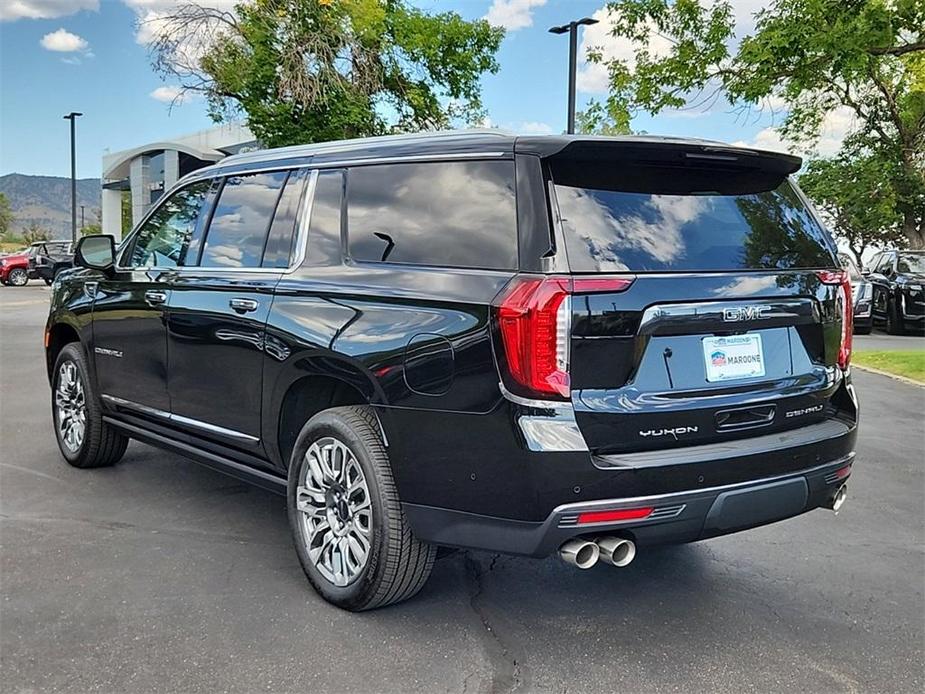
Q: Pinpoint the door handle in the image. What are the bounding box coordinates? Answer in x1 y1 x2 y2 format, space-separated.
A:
145 290 167 306
230 298 259 313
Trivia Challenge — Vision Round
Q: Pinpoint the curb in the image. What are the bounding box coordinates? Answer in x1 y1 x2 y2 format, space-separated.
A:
851 364 925 388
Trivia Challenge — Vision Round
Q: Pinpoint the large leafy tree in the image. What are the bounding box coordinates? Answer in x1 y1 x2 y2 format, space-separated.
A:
586 0 924 248
799 137 906 261
148 0 503 147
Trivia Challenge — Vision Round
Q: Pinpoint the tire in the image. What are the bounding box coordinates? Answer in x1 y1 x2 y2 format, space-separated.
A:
43 277 52 286
287 406 436 611
854 324 872 335
886 299 905 335
52 342 128 468
7 268 28 286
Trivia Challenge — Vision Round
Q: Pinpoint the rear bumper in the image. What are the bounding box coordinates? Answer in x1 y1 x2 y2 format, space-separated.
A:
403 455 854 557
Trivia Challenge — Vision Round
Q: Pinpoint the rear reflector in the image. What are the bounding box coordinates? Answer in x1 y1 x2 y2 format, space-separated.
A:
834 465 852 480
576 507 654 525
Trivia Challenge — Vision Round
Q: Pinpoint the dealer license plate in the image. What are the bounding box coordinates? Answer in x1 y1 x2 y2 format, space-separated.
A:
703 334 765 382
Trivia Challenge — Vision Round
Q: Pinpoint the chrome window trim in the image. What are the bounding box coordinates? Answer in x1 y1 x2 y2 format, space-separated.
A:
101 394 260 443
115 165 317 274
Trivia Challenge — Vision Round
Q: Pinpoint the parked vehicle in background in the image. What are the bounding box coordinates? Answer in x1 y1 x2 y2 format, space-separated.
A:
839 253 872 334
0 240 74 286
44 131 857 610
28 240 74 285
865 249 925 334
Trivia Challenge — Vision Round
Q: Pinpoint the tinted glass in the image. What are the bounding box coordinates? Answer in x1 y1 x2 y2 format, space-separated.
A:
555 180 836 272
347 161 517 270
876 254 895 273
127 180 211 268
897 253 925 274
262 169 307 268
305 169 344 266
201 171 288 268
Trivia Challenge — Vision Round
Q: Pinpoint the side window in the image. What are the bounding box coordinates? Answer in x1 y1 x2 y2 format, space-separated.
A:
876 253 894 274
304 169 344 267
262 169 308 268
346 160 517 270
127 180 211 268
200 171 289 268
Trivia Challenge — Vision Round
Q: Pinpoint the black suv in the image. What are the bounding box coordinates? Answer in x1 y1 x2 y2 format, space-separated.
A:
865 249 925 334
29 240 74 285
46 132 857 610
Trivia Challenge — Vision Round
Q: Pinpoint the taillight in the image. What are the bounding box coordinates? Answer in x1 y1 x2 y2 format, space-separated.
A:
817 269 853 370
494 275 634 400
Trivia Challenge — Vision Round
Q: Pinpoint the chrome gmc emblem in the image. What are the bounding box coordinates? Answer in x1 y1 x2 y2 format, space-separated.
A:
723 306 770 322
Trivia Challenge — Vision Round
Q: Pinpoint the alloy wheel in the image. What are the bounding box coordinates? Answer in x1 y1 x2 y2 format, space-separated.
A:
295 437 373 587
8 269 27 286
55 361 86 452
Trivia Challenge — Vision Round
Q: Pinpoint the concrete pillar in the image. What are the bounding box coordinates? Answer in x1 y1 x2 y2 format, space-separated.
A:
129 154 150 228
101 188 124 241
164 149 179 190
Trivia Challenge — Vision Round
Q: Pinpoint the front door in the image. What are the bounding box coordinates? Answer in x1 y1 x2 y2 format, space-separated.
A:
165 168 308 451
93 179 214 414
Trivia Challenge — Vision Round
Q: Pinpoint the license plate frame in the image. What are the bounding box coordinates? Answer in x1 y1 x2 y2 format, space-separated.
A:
702 334 765 382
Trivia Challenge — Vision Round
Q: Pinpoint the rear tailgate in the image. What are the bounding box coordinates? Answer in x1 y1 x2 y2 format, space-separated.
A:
544 139 851 456
568 273 844 454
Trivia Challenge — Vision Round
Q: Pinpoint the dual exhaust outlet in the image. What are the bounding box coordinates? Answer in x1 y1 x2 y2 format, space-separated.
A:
559 536 636 570
560 484 849 569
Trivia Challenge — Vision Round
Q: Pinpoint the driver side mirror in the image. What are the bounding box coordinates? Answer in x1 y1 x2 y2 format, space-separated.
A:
75 234 116 272
861 268 871 278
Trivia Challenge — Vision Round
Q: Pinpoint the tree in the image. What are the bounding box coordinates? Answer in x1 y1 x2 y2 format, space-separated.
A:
0 192 12 237
588 0 924 247
23 223 50 243
148 0 504 147
799 139 906 261
575 101 632 135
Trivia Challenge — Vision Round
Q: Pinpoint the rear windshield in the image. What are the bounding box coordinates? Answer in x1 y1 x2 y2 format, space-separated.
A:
553 179 836 272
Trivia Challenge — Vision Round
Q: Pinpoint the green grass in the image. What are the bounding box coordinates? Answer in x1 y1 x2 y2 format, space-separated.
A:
852 350 925 383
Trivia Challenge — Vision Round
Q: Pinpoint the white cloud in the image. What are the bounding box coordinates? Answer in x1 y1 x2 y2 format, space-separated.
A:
150 85 190 104
518 121 554 135
40 27 88 52
484 0 546 32
577 7 673 94
0 0 97 21
732 106 857 158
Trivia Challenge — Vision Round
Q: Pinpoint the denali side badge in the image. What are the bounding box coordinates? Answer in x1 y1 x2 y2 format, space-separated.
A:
94 347 123 358
723 306 770 322
639 426 699 439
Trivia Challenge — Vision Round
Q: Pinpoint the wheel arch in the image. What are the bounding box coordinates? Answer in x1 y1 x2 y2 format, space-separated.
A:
45 321 81 384
274 374 389 470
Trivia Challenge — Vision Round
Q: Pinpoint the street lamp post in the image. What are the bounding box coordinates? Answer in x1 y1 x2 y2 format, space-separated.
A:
63 112 83 244
549 17 599 134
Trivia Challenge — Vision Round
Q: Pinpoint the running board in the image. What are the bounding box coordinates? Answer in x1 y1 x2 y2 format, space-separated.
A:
104 417 287 495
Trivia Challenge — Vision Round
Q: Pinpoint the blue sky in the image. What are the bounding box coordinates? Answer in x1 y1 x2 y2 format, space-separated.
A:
0 0 838 180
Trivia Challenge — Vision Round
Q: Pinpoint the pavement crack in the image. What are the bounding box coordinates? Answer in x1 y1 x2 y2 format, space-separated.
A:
463 552 523 694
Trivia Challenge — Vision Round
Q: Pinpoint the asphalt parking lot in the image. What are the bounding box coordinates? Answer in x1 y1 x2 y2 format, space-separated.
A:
1 284 923 694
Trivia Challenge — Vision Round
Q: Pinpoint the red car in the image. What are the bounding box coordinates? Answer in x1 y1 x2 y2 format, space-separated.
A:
1 241 73 286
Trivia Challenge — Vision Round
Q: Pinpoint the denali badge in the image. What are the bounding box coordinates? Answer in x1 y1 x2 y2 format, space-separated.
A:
785 404 824 418
94 347 123 358
723 306 770 322
639 426 699 439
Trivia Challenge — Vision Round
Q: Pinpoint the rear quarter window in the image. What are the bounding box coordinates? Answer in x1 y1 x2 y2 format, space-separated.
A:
346 160 517 270
554 179 836 272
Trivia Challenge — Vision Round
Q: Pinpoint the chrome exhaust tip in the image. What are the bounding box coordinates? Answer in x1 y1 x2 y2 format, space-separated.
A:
559 539 600 569
826 484 848 514
595 536 636 567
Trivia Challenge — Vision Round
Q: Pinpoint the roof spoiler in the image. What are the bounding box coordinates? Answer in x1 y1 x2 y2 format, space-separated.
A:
518 136 802 195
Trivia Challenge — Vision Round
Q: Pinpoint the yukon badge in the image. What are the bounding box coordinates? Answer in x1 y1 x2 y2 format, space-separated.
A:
723 305 770 322
639 426 699 439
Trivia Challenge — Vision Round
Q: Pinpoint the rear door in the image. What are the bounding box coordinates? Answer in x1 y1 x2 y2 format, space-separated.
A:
165 168 310 451
548 155 847 455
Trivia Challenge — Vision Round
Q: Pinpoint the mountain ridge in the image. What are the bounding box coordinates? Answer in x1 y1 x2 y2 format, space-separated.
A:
0 173 102 238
